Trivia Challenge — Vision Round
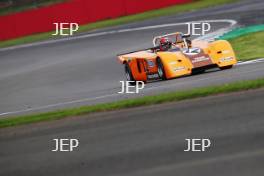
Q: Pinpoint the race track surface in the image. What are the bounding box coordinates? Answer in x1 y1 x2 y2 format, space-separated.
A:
0 0 264 117
1 0 264 175
1 89 264 176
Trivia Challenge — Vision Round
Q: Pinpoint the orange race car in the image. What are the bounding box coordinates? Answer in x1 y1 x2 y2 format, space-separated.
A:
117 32 237 84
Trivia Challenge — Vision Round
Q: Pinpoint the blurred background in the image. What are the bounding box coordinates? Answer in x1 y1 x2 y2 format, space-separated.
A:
0 0 66 15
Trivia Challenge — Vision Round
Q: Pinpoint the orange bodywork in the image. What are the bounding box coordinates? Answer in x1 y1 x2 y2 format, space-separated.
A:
118 51 158 81
118 33 237 82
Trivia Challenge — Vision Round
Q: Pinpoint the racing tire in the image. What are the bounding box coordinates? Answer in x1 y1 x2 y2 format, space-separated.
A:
192 69 205 75
157 58 167 80
220 65 233 70
124 63 136 85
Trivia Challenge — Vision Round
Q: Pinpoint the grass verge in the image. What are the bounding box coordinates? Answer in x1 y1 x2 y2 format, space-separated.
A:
1 77 264 128
228 31 264 61
0 0 237 48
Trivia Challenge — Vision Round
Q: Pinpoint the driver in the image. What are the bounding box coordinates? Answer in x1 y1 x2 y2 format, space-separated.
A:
159 37 172 51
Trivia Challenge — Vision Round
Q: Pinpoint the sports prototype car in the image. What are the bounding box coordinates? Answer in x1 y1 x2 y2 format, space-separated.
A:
117 32 237 83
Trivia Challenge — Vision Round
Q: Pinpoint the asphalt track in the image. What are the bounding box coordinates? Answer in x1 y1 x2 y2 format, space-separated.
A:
1 0 264 117
1 0 264 175
1 89 264 176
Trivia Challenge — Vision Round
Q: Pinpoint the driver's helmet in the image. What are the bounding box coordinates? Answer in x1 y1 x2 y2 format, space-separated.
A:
159 37 171 51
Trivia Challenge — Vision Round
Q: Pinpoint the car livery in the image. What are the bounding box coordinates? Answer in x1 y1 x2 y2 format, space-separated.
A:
117 32 237 83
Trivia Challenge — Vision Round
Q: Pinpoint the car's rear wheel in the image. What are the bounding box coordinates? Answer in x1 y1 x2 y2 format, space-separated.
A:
220 65 233 70
125 63 136 85
157 58 167 80
192 69 205 75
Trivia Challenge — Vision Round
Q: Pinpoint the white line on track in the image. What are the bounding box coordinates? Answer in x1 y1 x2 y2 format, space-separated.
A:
0 19 236 52
143 61 264 92
236 58 264 65
1 19 256 117
0 93 117 116
1 58 264 117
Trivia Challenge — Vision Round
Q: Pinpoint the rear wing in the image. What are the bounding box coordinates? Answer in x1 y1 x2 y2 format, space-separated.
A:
117 47 157 64
117 32 191 64
117 47 156 56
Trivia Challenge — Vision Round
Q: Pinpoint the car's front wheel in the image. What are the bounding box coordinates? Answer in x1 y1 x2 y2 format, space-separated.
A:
192 69 205 75
157 58 167 80
220 65 233 70
125 63 136 85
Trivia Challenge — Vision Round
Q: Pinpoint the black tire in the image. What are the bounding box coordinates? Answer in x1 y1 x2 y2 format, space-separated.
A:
192 69 205 75
124 63 136 85
157 58 167 80
220 65 233 70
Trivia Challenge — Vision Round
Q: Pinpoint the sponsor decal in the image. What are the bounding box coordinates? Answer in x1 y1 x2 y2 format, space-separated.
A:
170 61 177 65
222 50 230 54
220 57 233 62
183 48 201 55
173 66 185 72
147 60 155 67
191 56 210 63
147 73 159 79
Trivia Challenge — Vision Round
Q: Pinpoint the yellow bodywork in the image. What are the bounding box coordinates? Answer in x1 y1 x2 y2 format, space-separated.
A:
156 52 193 78
118 38 237 82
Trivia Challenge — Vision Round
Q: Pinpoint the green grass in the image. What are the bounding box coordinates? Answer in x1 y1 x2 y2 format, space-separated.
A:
229 31 264 61
1 78 264 128
0 0 238 48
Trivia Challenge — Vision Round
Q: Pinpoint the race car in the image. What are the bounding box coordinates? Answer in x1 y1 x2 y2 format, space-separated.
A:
117 32 237 84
